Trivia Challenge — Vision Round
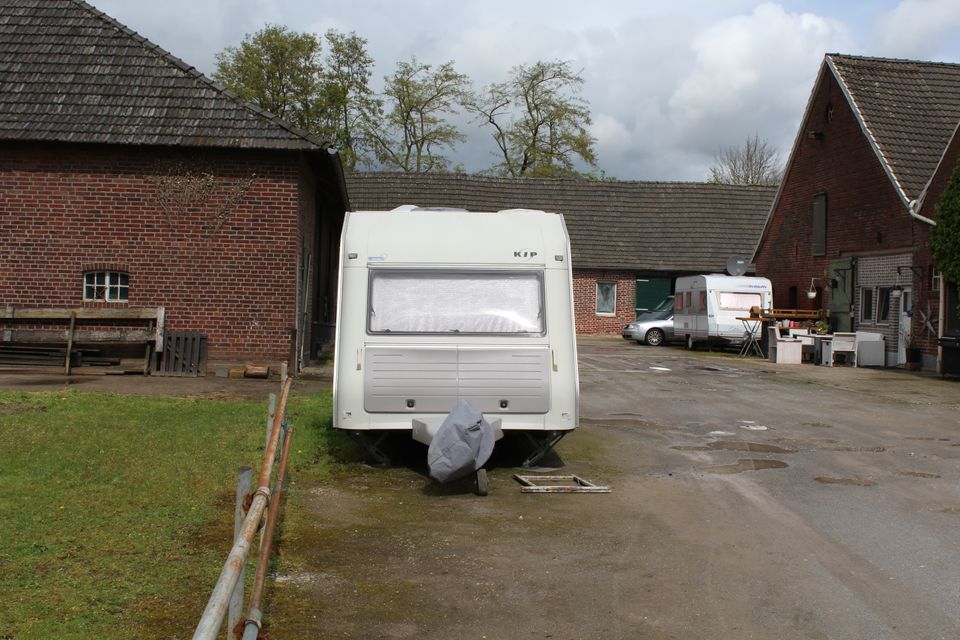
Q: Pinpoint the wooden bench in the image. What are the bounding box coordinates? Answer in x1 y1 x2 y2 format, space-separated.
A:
1 307 164 374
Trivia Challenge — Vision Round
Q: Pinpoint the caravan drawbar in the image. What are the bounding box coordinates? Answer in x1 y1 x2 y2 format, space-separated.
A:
332 206 580 466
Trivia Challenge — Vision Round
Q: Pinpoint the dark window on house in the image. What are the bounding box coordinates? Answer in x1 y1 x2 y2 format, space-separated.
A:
788 286 798 308
83 271 128 302
860 287 874 323
812 193 827 256
596 282 616 315
877 288 892 323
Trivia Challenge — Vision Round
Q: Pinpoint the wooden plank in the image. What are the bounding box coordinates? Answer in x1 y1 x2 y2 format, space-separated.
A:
0 329 156 343
8 307 161 320
155 307 165 350
64 312 76 375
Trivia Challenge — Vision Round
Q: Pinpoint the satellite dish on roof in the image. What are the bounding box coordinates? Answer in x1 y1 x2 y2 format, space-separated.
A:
725 255 748 276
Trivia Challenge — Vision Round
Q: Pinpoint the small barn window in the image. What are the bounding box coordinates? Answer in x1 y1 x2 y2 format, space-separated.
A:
596 282 616 315
84 271 129 302
931 266 941 293
812 193 827 256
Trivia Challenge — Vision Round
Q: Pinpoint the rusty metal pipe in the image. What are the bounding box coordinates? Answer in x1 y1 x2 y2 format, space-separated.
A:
192 378 292 640
241 424 294 640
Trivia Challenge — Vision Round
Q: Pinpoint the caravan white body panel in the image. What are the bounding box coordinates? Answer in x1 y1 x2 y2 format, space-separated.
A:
673 274 773 345
333 209 579 437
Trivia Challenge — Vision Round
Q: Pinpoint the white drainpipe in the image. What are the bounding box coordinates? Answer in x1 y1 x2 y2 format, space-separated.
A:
908 199 936 226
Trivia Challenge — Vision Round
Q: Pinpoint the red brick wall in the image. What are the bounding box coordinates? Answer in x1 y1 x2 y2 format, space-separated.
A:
917 130 960 348
0 142 305 364
573 269 635 334
754 68 939 355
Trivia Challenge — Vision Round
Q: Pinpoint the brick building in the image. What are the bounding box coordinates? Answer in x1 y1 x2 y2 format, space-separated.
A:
0 0 348 371
753 54 960 370
346 173 775 334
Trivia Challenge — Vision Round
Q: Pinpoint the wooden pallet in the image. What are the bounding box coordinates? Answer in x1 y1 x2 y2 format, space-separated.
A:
156 331 207 377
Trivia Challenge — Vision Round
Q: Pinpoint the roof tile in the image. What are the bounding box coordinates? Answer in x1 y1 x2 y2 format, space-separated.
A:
829 54 960 202
346 173 776 273
0 0 328 150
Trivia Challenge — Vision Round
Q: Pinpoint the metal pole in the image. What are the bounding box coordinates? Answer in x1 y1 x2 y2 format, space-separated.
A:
192 378 292 640
264 393 277 451
241 425 294 640
227 466 252 636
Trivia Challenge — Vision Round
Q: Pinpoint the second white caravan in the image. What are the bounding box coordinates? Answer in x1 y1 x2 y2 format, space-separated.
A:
673 274 773 349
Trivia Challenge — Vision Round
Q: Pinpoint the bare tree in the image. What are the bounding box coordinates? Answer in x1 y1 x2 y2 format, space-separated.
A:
708 134 784 186
466 60 596 177
364 57 469 173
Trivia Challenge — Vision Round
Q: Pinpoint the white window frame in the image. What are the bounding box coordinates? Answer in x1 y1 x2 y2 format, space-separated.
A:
596 282 617 316
932 266 941 293
83 271 129 302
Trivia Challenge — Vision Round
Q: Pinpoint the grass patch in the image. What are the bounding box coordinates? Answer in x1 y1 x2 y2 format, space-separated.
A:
0 386 337 639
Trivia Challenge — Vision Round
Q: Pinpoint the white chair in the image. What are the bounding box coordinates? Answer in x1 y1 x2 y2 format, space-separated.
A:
823 332 857 367
768 325 802 364
855 332 885 367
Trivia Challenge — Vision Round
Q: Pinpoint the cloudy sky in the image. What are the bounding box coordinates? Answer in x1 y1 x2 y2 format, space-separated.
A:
87 0 960 181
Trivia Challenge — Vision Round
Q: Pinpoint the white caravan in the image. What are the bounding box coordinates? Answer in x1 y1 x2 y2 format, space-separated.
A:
333 206 579 466
673 274 773 349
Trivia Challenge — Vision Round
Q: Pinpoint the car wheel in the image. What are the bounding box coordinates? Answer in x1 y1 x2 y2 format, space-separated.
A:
645 328 665 346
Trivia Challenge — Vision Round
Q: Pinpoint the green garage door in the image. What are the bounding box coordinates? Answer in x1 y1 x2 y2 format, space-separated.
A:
635 277 672 317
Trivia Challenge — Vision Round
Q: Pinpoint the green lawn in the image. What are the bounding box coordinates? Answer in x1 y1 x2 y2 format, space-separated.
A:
0 386 341 639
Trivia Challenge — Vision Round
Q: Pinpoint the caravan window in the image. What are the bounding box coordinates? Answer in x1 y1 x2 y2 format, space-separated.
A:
718 292 762 311
367 269 544 335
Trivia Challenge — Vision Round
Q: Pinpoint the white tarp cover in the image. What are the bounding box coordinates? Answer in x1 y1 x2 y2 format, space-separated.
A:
369 270 543 334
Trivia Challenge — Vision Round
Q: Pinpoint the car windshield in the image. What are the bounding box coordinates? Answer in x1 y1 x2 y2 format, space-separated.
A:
637 309 672 321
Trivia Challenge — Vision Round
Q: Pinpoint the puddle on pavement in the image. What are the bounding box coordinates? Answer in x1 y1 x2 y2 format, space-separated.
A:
898 471 941 479
671 445 712 451
815 476 876 486
826 445 887 453
905 436 936 441
708 440 796 454
581 417 673 430
803 421 833 428
705 459 788 474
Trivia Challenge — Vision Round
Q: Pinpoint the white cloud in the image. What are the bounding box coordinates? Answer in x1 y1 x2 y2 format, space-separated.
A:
81 1 959 181
874 0 960 59
669 3 849 151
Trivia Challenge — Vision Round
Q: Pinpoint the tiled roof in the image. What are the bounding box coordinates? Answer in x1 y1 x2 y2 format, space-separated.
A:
0 0 328 150
345 173 776 273
828 54 960 204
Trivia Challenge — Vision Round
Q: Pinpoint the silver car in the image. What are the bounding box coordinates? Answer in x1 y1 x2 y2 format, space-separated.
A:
622 298 675 346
